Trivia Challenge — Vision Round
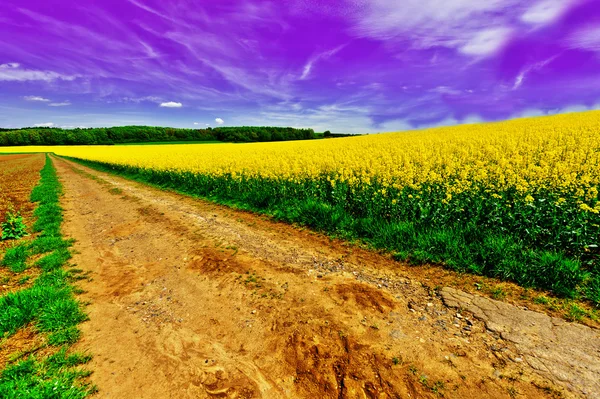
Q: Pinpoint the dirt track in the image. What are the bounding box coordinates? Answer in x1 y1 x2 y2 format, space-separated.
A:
53 156 600 399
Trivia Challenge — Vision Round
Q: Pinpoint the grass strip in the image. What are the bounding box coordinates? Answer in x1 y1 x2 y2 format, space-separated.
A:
0 154 93 397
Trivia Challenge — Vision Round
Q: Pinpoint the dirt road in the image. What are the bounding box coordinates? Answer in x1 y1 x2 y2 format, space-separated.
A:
53 156 599 399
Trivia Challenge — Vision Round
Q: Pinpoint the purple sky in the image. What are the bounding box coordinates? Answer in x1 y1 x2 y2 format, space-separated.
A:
1 0 600 133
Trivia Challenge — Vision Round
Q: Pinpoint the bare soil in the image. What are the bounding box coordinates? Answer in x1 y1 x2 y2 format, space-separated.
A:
53 156 599 399
0 153 46 368
0 153 44 250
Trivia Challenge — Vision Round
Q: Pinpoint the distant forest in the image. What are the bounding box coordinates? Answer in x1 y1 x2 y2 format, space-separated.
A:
0 125 318 146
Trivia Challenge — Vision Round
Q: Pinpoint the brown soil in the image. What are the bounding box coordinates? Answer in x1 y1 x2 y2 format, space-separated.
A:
0 153 44 250
0 153 46 367
53 156 599 399
0 326 47 370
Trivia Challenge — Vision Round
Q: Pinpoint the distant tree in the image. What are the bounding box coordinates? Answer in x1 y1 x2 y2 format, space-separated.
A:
0 125 318 146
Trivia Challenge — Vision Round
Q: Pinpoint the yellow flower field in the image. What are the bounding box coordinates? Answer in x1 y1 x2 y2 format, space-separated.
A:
6 111 600 200
2 111 599 302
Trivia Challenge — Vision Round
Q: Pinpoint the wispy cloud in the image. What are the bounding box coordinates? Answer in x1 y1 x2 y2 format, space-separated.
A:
33 122 55 127
215 117 224 125
300 44 347 80
430 86 463 95
567 25 600 52
23 95 50 102
48 101 71 107
459 27 513 56
350 0 520 54
236 101 376 134
159 101 183 108
513 56 558 90
0 63 77 82
126 0 188 26
521 0 573 25
0 0 596 131
122 96 162 103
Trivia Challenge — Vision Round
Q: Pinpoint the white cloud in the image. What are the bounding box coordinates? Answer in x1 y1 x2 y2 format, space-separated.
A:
33 122 55 127
215 118 224 125
0 63 77 82
351 0 520 56
426 117 461 128
300 44 347 80
123 96 162 103
460 27 512 56
466 115 487 125
521 0 571 25
300 63 313 80
513 104 591 120
515 108 547 118
513 72 526 90
193 122 199 125
553 104 589 114
376 119 413 133
23 96 50 102
159 101 183 108
567 25 600 52
48 101 71 107
233 102 374 134
430 86 462 95
513 56 558 90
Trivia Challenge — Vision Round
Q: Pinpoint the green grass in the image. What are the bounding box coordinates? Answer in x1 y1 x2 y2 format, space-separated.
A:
0 348 93 399
63 156 600 305
28 237 73 255
0 155 93 397
1 244 29 273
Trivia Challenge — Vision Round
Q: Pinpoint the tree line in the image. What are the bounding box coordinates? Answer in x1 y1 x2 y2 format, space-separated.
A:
0 125 317 146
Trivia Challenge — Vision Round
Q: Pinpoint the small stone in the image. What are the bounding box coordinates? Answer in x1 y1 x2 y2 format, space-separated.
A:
456 313 463 319
426 302 433 307
251 310 256 314
390 329 405 340
513 357 523 362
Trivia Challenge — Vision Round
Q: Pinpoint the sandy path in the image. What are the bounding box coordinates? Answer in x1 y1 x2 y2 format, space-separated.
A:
54 156 598 398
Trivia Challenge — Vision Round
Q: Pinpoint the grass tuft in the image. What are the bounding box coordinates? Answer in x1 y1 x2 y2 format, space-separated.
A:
1 244 29 273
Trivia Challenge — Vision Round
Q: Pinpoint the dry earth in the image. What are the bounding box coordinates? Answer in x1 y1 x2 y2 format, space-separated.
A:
0 154 45 368
52 156 600 399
